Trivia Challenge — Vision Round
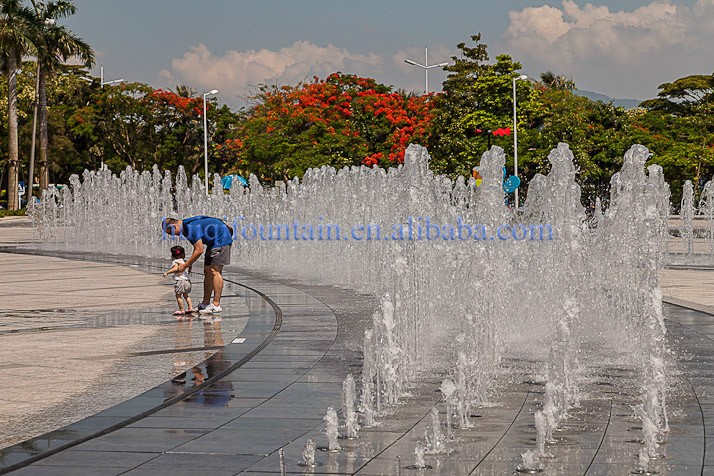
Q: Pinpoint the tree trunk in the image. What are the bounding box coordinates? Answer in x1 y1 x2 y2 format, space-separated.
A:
6 55 20 211
38 67 49 191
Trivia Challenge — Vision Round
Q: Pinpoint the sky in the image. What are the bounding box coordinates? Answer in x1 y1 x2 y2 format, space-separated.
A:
64 0 714 109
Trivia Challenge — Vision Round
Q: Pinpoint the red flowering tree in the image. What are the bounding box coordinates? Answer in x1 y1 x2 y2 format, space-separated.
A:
232 73 435 181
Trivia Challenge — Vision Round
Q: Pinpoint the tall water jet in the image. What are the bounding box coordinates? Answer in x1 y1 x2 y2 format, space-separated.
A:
440 378 457 439
374 294 403 407
360 328 377 426
604 145 671 454
680 180 695 258
342 374 359 439
700 177 714 256
634 403 661 463
425 407 446 454
540 144 584 420
534 410 552 458
542 382 559 444
647 165 671 266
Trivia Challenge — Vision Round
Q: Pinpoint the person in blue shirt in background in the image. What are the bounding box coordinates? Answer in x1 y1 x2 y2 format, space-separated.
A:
162 216 233 316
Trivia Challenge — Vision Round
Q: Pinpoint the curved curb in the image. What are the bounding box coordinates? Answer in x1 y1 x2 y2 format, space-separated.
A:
663 296 714 317
0 254 283 475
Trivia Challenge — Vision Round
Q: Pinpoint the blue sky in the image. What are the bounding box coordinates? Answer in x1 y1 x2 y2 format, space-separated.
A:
64 0 711 108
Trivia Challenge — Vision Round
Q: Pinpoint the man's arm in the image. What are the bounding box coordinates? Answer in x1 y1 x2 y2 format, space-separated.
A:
179 239 204 272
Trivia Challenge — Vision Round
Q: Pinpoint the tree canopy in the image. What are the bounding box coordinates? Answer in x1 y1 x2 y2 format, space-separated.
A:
3 23 714 209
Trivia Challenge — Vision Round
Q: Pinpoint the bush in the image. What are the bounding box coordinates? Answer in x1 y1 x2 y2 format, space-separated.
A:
0 209 27 218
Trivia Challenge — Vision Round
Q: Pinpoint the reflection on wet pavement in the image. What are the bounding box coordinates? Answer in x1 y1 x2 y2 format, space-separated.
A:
0 255 249 451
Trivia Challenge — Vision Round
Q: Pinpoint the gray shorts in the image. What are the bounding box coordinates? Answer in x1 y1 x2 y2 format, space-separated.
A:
205 245 231 267
174 280 192 295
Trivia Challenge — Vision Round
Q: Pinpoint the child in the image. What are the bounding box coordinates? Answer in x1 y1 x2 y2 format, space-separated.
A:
163 245 195 316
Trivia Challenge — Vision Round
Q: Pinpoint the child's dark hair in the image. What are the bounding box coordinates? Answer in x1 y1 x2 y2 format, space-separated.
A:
170 245 185 259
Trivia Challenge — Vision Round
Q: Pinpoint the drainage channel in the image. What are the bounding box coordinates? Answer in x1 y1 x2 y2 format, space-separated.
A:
660 316 710 476
583 399 613 475
0 257 283 475
468 388 534 475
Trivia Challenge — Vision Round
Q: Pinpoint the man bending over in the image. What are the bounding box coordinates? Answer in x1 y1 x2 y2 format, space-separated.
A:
162 216 233 316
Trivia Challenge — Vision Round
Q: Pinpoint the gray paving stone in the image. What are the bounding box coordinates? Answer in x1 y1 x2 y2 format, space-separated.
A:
31 449 158 468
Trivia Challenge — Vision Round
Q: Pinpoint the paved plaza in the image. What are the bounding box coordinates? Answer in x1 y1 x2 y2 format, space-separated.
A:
1 217 714 474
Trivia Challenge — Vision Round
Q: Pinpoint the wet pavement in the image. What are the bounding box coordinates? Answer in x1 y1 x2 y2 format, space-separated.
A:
1 249 714 474
0 251 249 450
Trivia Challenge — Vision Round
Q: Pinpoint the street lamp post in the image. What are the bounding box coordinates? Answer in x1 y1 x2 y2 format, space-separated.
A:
100 66 124 86
513 74 528 210
78 67 123 170
203 89 219 196
28 64 39 202
7 67 22 210
404 47 448 94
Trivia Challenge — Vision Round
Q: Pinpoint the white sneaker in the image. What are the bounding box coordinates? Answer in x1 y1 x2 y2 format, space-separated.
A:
199 304 223 315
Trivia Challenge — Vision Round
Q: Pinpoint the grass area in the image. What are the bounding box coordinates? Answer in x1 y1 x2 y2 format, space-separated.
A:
0 209 27 218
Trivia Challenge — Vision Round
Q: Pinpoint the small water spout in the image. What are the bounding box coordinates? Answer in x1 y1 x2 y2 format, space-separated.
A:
279 447 286 475
298 439 316 467
404 440 432 470
414 440 426 468
323 407 341 451
643 413 661 459
630 448 659 475
516 449 543 473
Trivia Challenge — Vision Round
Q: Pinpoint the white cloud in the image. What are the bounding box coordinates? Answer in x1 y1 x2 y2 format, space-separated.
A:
504 0 714 99
166 41 383 101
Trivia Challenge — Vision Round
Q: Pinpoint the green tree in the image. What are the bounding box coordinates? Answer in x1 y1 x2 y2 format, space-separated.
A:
65 83 241 182
539 71 576 91
0 0 34 209
635 73 714 204
29 0 94 191
518 87 629 202
640 74 714 115
23 64 93 182
427 34 538 177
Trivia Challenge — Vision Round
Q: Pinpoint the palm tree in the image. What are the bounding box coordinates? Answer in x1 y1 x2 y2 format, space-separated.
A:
30 0 93 191
0 0 33 210
540 71 576 91
175 84 196 98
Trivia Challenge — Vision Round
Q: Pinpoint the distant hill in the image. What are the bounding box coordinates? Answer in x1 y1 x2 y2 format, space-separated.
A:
574 89 642 109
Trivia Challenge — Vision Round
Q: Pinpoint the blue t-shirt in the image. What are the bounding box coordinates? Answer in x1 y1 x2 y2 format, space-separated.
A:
182 216 233 249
